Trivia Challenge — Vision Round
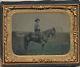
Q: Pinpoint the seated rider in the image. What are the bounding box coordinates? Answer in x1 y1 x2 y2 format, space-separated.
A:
34 18 41 39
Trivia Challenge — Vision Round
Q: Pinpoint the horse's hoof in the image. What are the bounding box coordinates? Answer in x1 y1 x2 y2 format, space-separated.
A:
24 46 28 50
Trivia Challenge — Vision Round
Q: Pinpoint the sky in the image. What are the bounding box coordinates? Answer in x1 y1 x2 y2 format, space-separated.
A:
12 13 70 33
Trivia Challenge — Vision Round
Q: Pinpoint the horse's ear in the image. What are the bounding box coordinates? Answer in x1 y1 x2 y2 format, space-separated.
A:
53 27 55 31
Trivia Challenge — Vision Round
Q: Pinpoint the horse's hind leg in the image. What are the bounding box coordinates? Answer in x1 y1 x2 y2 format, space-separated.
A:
24 41 29 50
41 40 46 49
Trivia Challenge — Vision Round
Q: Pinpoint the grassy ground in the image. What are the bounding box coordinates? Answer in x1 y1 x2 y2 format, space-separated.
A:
12 32 70 55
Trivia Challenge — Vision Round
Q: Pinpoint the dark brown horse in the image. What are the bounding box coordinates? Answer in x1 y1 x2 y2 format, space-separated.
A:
24 27 56 50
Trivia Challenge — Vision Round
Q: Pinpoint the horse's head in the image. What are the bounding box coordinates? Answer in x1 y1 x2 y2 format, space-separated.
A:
52 27 55 31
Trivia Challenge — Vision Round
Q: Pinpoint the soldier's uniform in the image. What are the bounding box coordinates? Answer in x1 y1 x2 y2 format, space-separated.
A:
34 18 41 39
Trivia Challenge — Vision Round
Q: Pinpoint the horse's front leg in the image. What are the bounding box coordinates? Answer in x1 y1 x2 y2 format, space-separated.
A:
41 40 46 49
40 36 47 49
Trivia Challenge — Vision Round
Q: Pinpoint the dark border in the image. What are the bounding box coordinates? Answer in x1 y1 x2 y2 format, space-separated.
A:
1 1 80 5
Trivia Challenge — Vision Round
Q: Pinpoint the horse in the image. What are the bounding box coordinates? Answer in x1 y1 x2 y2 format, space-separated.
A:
42 27 56 39
24 27 56 50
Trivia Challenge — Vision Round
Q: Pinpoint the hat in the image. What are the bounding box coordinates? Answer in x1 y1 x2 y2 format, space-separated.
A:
35 18 40 22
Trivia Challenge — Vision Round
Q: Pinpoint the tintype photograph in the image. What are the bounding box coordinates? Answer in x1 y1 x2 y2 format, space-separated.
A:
12 13 70 55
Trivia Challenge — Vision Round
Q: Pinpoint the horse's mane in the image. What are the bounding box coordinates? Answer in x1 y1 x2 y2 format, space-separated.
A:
42 27 55 32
